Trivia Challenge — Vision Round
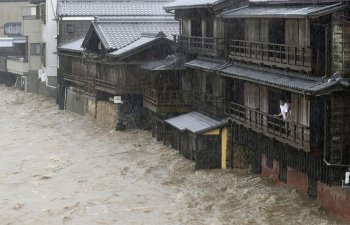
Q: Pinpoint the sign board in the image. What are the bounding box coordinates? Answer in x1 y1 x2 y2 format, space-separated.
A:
114 96 122 104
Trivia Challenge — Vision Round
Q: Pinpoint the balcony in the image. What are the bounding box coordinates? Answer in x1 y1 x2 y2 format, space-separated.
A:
228 102 310 151
95 79 145 95
6 57 29 75
61 72 84 85
174 35 225 58
229 40 312 73
143 87 193 114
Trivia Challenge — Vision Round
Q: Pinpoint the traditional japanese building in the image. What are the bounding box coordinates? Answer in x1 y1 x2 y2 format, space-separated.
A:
162 0 350 220
57 0 179 130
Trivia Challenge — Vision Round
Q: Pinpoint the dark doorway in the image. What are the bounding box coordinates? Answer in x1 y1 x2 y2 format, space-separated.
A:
191 19 202 37
268 19 285 44
311 23 326 76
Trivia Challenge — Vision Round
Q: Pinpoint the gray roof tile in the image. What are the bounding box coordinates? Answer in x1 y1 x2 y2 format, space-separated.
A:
221 3 344 18
58 0 174 17
217 62 349 94
90 18 179 50
165 111 228 134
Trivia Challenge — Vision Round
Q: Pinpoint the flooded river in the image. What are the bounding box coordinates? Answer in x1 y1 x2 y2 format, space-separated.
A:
0 85 347 225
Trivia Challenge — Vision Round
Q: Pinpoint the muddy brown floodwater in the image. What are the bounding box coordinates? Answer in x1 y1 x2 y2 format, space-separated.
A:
0 85 347 225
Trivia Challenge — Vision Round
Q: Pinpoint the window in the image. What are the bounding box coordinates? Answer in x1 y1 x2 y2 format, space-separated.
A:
30 43 41 55
191 19 202 37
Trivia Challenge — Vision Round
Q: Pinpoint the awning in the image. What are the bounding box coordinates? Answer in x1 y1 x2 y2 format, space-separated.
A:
220 3 345 19
218 63 349 95
57 37 84 53
141 54 186 71
0 38 14 48
185 58 226 71
165 111 228 134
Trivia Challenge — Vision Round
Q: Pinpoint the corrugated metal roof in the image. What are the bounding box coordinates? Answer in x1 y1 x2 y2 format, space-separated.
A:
88 18 179 50
220 3 344 18
164 0 221 10
141 54 186 70
57 0 173 17
185 58 226 71
218 63 348 94
165 111 228 134
58 37 84 52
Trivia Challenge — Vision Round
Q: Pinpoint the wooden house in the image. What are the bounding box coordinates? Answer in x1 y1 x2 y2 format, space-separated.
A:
160 0 350 217
152 0 246 169
57 1 179 128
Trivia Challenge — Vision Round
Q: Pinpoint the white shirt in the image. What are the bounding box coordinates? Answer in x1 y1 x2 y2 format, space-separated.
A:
280 103 289 120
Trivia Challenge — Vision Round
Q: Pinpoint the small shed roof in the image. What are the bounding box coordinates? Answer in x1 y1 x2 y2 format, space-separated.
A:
164 0 222 10
57 0 173 17
220 3 344 19
165 111 228 134
185 58 226 71
0 38 14 48
58 37 84 53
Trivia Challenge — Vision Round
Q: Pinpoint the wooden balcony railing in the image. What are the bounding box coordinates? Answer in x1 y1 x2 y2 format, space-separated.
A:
61 72 84 85
229 40 312 73
228 102 310 151
95 79 145 94
174 35 225 57
143 87 193 113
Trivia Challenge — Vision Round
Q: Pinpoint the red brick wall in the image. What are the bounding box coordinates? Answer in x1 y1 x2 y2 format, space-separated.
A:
261 154 279 183
317 182 350 222
287 167 308 195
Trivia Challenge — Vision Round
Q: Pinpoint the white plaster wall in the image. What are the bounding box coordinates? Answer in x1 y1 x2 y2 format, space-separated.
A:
41 0 57 85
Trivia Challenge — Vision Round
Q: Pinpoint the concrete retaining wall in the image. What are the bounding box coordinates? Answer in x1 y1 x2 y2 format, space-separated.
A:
65 88 84 115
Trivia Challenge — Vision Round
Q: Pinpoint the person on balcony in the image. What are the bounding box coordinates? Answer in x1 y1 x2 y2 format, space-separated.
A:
274 99 290 121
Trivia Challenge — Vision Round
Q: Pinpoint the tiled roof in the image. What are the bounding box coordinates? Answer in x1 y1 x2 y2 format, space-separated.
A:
220 3 344 18
165 111 228 134
164 0 222 10
88 18 179 50
57 0 174 17
58 37 84 52
108 33 172 58
216 62 349 95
